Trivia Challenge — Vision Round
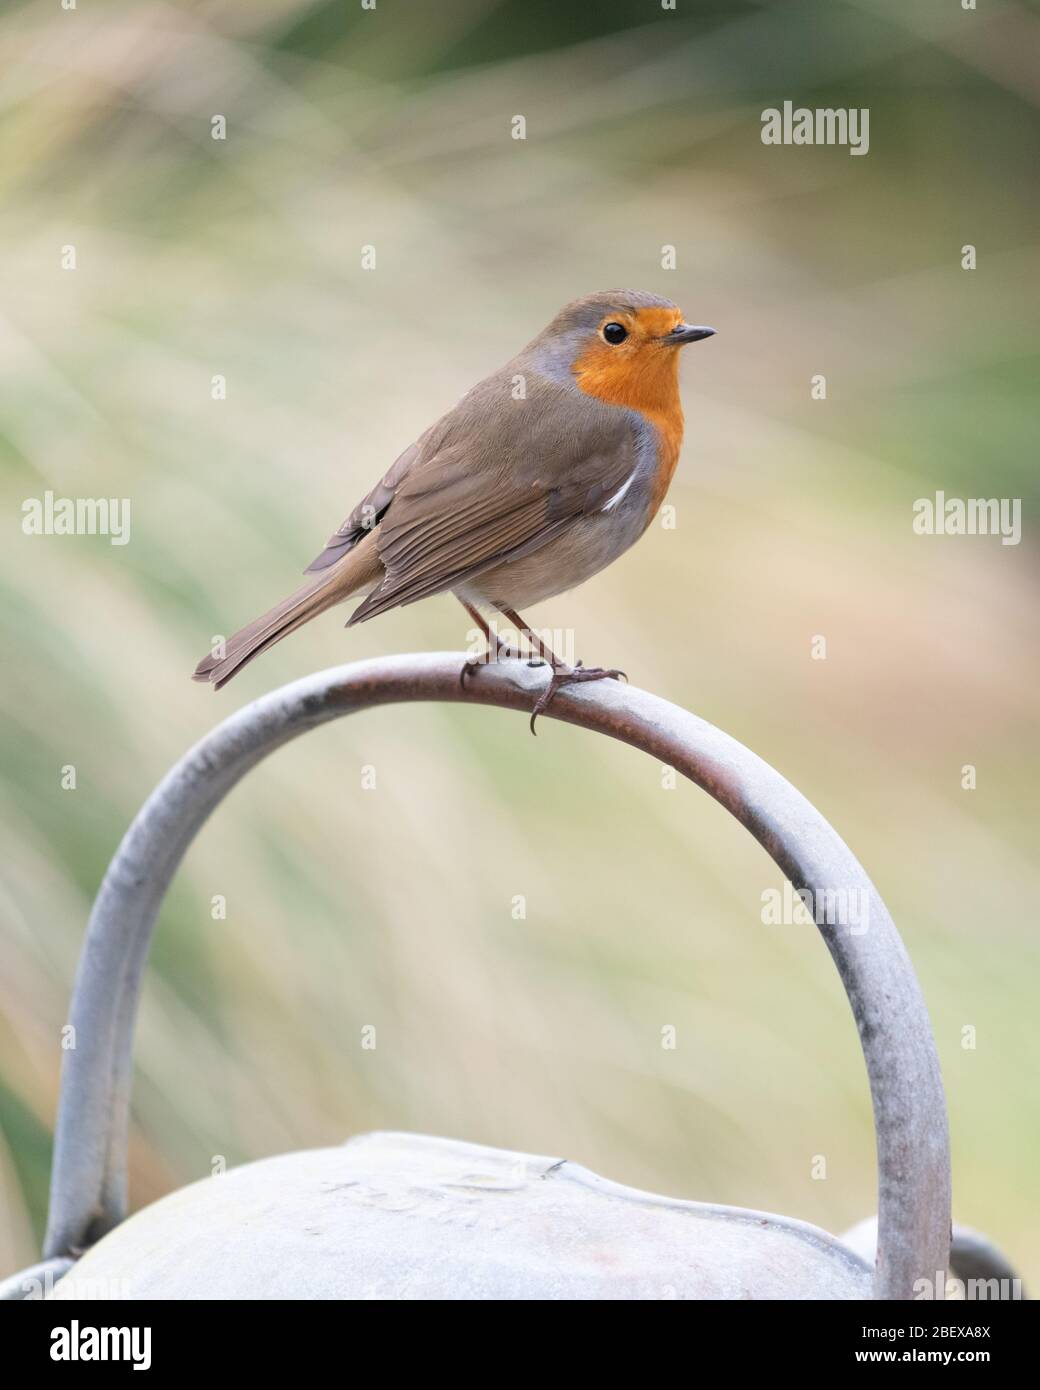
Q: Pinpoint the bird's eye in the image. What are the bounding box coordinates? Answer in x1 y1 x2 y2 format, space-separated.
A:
602 322 628 345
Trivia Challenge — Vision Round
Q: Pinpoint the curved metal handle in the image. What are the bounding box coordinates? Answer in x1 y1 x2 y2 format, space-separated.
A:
43 653 950 1298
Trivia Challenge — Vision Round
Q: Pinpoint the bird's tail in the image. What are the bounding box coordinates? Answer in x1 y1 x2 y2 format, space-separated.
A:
192 546 376 690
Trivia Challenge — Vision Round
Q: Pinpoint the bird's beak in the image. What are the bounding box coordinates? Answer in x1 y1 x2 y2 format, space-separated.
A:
667 323 716 345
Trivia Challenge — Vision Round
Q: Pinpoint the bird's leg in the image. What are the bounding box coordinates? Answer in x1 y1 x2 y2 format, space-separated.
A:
496 605 627 734
458 597 520 688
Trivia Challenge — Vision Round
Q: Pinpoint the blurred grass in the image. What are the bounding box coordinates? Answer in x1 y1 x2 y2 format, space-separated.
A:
1 0 1038 1288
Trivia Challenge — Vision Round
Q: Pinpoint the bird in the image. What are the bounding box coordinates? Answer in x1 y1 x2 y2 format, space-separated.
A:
193 290 715 730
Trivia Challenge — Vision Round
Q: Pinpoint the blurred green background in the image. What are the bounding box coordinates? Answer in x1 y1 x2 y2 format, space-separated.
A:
1 0 1037 1289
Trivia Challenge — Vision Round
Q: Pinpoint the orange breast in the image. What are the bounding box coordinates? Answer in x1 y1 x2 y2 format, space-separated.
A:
644 409 683 515
572 314 685 519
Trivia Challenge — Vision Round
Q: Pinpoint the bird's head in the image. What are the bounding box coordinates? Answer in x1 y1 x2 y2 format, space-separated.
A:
532 290 715 413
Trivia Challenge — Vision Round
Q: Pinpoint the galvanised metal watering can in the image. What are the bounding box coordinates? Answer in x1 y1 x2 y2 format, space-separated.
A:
0 655 1019 1300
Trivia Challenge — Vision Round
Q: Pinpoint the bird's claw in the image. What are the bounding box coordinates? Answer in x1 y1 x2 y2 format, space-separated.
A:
529 664 627 735
459 646 522 690
459 656 482 690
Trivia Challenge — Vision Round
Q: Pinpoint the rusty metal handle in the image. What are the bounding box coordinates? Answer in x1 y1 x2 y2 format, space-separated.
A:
43 653 950 1298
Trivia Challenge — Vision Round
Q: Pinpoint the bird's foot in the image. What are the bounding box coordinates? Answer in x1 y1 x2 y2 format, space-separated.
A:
459 642 523 690
529 661 627 735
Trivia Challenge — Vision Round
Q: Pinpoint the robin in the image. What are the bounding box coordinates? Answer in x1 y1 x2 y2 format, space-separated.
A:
193 290 715 730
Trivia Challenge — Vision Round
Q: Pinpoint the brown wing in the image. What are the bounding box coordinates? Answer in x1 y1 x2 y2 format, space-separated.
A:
347 432 637 625
304 439 422 573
